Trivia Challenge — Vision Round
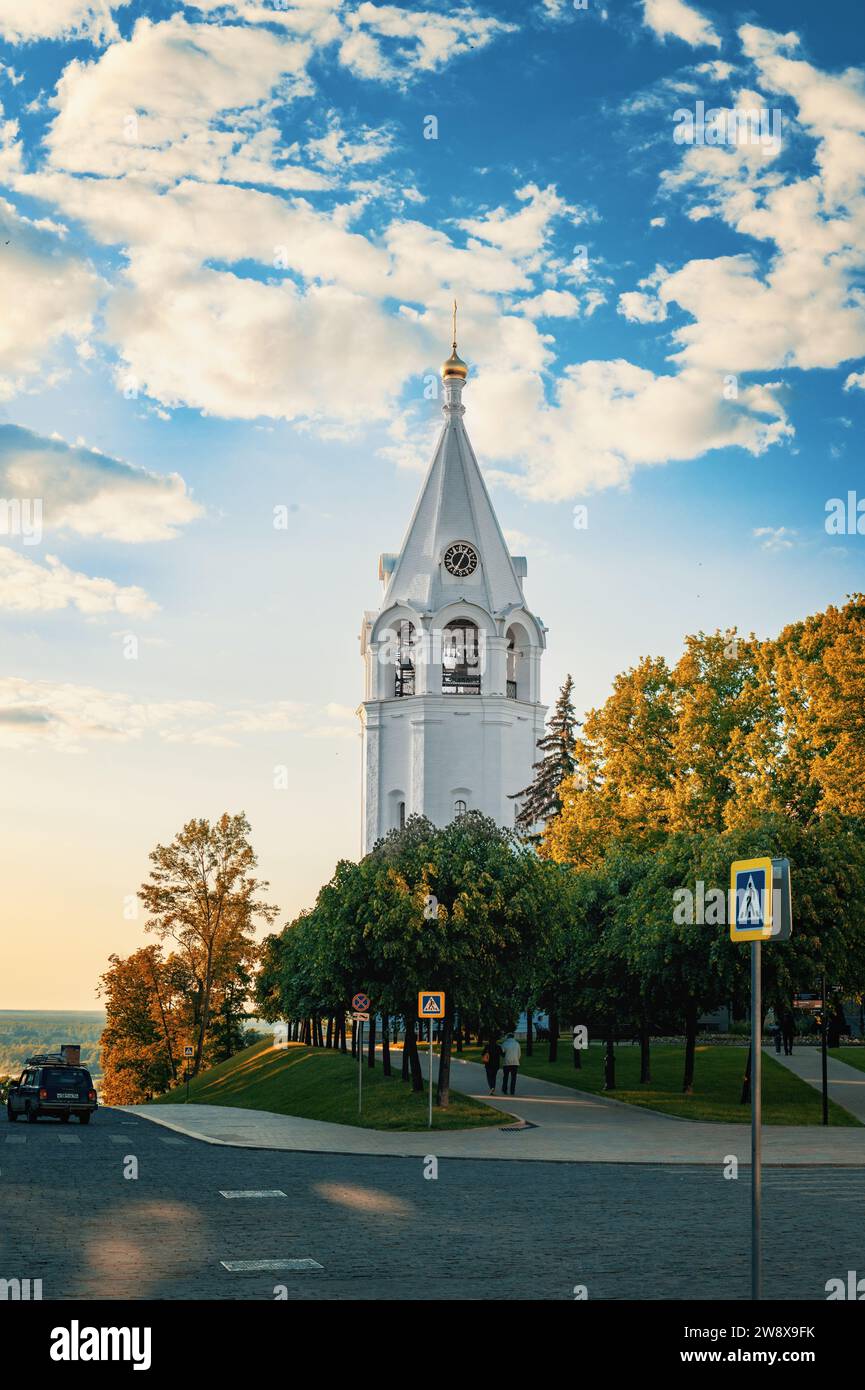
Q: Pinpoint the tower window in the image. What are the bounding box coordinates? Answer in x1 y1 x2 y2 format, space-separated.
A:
454 799 467 818
442 619 481 695
398 801 406 830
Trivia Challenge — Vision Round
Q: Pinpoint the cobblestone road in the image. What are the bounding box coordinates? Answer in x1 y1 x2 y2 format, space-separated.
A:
1 1108 862 1301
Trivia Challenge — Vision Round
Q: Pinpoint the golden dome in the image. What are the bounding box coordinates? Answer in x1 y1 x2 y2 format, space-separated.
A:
441 297 468 380
442 347 468 380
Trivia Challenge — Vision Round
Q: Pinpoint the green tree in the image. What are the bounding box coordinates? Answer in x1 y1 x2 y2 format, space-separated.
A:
511 674 580 836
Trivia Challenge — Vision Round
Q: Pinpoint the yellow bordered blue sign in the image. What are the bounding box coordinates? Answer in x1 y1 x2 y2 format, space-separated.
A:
729 857 773 942
418 991 445 1019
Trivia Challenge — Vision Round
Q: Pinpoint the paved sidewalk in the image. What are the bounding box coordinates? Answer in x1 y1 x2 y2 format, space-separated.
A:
765 1045 865 1123
122 1052 865 1165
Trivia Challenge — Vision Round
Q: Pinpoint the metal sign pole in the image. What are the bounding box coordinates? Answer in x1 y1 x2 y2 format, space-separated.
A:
358 1021 363 1116
752 939 762 1302
821 971 829 1126
428 1020 433 1129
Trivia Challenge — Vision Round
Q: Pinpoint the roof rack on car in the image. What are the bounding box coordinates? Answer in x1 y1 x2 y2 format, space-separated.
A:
25 1054 68 1066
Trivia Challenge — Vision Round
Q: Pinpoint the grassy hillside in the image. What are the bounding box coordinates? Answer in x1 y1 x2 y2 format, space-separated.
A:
459 1043 861 1126
829 1047 865 1074
149 1039 506 1132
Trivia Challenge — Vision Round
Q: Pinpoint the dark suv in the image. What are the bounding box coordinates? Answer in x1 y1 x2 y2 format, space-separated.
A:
6 1056 97 1124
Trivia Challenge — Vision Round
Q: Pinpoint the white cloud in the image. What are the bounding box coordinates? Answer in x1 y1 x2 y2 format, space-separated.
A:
306 111 394 167
642 0 721 49
0 678 352 750
338 3 514 83
0 198 103 401
0 0 129 45
656 29 865 383
0 546 158 616
516 289 582 319
617 264 671 323
753 525 797 551
456 183 582 259
0 425 202 542
44 15 317 188
106 265 430 427
469 360 790 500
844 370 865 391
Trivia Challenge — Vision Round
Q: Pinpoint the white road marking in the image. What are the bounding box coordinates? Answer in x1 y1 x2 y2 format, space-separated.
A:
220 1190 287 1199
108 1134 129 1143
159 1137 186 1145
220 1259 323 1272
4 1134 26 1144
58 1134 81 1145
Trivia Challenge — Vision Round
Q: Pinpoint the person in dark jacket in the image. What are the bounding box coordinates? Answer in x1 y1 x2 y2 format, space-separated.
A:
482 1038 502 1094
781 1012 795 1055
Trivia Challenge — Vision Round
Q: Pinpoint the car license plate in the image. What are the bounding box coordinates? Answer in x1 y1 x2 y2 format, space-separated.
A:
57 1092 78 1099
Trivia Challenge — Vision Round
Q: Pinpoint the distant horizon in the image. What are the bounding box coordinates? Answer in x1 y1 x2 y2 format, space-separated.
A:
0 1007 106 1016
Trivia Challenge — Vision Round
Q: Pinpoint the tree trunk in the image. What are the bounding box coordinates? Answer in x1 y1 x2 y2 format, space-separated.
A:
602 1025 615 1090
639 1016 651 1084
526 1009 534 1057
455 1013 463 1054
195 953 213 1077
573 1028 581 1069
382 1015 391 1077
404 1018 424 1092
146 954 178 1083
682 1003 697 1094
548 1012 559 1063
367 1013 377 1068
436 1006 454 1108
401 1029 410 1081
338 1014 347 1053
349 1017 356 1057
325 1015 333 1049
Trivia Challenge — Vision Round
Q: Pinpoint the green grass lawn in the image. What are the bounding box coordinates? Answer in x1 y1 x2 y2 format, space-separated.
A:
148 1039 505 1132
460 1042 860 1126
829 1047 865 1074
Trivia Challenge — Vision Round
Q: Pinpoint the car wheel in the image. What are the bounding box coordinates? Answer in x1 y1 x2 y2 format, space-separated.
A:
6 1104 17 1123
79 1112 91 1125
27 1107 39 1123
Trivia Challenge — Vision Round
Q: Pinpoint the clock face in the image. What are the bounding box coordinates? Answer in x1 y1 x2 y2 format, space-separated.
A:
443 542 479 577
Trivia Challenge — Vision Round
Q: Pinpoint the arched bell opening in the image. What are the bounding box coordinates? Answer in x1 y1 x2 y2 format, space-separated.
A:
506 620 532 701
442 618 481 695
391 619 416 697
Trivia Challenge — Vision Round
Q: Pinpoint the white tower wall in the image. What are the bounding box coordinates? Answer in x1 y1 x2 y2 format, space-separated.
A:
359 331 547 854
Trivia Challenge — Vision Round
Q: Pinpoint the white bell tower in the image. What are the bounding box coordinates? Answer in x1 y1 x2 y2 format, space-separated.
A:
358 311 547 854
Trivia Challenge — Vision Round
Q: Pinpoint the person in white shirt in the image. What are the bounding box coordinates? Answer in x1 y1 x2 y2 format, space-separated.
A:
500 1031 521 1095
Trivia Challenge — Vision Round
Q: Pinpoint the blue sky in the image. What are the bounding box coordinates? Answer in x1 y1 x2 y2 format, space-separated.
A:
0 0 862 1006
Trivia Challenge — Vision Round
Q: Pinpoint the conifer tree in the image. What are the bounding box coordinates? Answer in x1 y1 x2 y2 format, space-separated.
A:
511 674 579 836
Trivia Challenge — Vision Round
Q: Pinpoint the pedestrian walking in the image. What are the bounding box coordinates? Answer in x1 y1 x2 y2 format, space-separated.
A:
482 1038 502 1094
782 1012 795 1055
500 1031 521 1095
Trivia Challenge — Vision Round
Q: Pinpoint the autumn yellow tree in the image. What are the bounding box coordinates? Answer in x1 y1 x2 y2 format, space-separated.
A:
543 595 865 863
99 946 188 1104
138 813 278 1075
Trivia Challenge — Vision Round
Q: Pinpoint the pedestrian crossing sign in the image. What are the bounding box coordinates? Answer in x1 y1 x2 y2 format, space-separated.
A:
729 857 773 942
418 991 445 1019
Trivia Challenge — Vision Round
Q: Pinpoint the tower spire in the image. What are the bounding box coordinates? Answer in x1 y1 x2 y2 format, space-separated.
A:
441 299 468 383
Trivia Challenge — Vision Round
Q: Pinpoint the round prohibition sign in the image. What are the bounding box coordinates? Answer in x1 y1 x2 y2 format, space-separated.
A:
352 992 370 1012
